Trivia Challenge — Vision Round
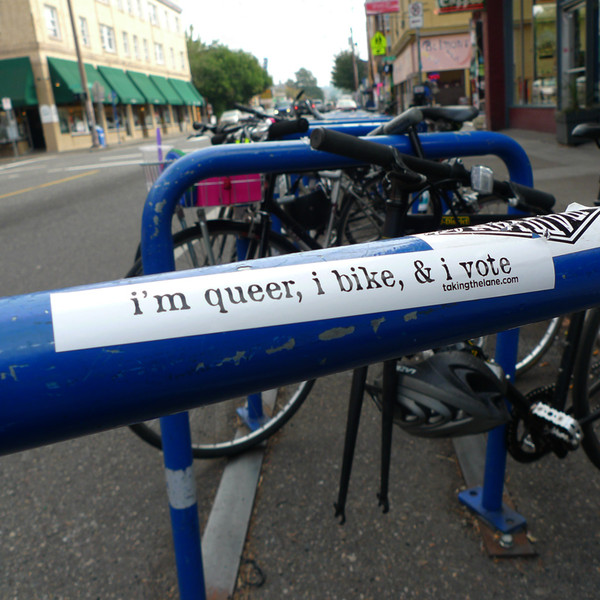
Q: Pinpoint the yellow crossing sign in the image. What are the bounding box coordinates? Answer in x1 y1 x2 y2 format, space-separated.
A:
370 31 387 56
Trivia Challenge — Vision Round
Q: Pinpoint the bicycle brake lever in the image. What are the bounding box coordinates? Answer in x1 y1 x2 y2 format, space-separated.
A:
389 148 427 190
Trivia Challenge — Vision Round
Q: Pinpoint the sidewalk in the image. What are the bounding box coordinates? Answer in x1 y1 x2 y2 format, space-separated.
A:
203 129 600 599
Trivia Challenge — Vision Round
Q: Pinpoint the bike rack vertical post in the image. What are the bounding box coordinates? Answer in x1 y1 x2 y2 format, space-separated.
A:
453 195 534 532
161 412 206 599
458 327 527 532
142 195 207 599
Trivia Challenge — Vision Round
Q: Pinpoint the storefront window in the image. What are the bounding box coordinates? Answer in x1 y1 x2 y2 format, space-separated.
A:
103 104 127 130
133 105 146 128
57 105 90 134
513 1 557 106
0 111 26 143
144 107 153 127
560 1 587 108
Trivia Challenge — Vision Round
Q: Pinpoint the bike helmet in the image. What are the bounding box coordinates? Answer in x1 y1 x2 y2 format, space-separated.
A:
389 350 510 438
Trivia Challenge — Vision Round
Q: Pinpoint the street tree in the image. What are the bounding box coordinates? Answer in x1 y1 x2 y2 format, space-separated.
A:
187 28 272 116
331 50 367 92
294 68 323 100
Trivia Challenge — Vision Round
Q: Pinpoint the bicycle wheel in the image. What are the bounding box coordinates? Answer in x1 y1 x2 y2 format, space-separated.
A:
127 220 315 458
479 316 564 376
571 307 600 469
337 185 387 245
455 196 564 375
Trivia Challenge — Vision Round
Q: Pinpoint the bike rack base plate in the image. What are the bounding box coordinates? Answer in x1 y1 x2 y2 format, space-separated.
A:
458 486 526 533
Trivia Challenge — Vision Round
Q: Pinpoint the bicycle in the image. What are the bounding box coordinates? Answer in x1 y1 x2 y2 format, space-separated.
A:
128 116 341 458
336 108 565 377
127 109 488 458
307 127 600 519
128 109 561 459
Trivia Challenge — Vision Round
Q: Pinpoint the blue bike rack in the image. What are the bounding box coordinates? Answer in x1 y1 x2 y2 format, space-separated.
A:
138 130 536 596
0 130 557 598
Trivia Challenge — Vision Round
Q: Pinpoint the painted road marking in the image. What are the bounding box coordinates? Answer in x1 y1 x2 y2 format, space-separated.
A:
0 170 99 200
65 160 141 170
0 156 52 172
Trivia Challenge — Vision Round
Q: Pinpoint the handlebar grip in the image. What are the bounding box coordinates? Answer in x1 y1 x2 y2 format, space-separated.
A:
268 118 309 140
494 181 556 212
310 127 397 168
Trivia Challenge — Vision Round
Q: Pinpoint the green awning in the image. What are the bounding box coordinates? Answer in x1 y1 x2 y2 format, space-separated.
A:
188 84 205 107
47 57 113 104
149 75 184 105
0 57 38 107
97 65 146 104
168 78 204 106
126 70 166 105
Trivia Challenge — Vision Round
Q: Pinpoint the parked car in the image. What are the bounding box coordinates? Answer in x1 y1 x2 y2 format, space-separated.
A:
274 101 292 116
219 109 242 126
335 97 358 111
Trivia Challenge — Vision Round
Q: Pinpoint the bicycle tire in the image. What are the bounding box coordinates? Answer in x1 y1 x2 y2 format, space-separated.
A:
127 220 315 458
571 307 600 469
462 195 564 375
479 316 564 377
338 185 387 245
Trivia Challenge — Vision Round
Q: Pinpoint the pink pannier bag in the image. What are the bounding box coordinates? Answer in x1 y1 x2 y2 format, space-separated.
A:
196 174 262 206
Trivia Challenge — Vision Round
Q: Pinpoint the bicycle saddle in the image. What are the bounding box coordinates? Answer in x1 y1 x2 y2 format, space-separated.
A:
421 106 479 123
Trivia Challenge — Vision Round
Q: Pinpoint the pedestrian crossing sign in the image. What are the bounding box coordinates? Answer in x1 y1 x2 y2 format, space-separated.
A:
370 32 387 56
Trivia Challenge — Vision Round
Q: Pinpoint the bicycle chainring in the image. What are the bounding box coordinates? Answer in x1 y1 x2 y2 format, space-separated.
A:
507 384 582 462
506 385 555 463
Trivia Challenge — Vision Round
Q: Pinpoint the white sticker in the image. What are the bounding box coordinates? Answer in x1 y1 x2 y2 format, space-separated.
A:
165 466 196 510
50 235 555 352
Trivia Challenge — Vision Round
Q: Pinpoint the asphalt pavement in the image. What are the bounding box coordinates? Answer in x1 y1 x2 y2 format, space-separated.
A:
2 126 600 600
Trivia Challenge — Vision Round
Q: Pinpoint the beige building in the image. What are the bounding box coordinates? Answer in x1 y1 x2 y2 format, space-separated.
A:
366 1 475 111
0 0 204 154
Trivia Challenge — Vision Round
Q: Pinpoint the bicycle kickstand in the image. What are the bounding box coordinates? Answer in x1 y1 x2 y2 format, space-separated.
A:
334 365 369 524
378 359 397 513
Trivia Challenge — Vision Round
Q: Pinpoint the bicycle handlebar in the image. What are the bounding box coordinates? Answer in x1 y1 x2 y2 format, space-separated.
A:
233 102 277 121
267 118 309 140
310 127 555 212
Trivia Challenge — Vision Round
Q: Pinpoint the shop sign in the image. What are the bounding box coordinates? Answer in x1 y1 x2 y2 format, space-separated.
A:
437 0 485 13
420 33 472 70
365 1 400 15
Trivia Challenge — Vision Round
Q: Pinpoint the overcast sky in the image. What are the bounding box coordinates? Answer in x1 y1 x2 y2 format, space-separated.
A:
177 0 369 88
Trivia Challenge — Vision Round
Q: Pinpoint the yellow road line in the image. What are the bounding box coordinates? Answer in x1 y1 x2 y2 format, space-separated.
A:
0 169 100 200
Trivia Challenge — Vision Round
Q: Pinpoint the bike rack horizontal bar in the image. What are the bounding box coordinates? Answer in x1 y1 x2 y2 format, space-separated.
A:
141 131 533 274
1 206 599 454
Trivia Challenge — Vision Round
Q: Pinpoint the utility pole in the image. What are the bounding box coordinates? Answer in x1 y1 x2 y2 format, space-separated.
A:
350 28 359 94
66 0 100 147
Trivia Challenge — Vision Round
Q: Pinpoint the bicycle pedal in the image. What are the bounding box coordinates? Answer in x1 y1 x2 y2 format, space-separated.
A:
530 402 582 449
